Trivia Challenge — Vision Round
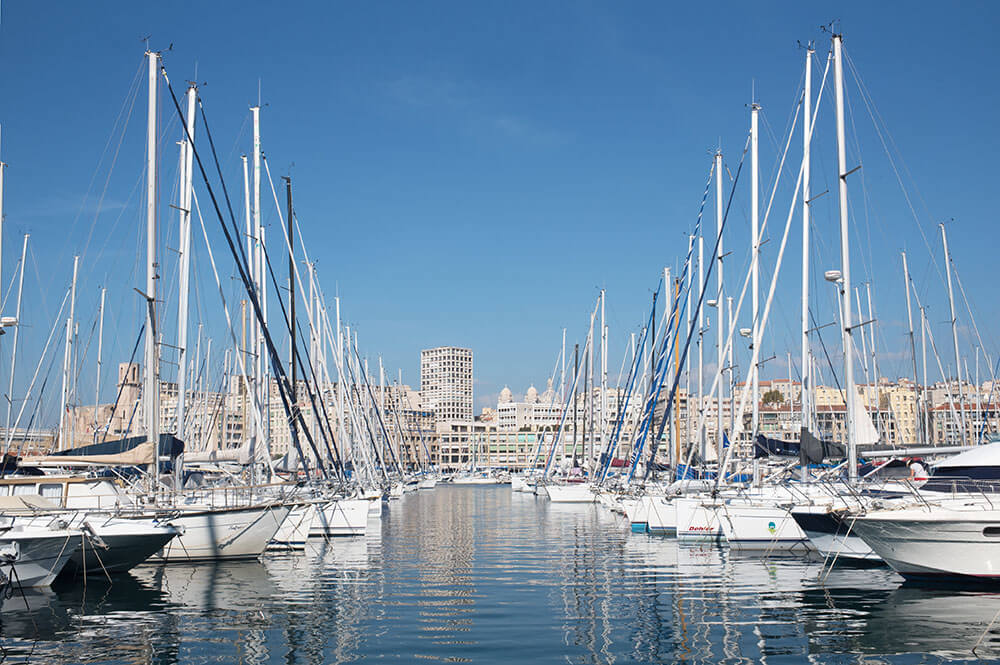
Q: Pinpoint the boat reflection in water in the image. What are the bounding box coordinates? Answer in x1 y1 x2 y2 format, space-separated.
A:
1 486 995 663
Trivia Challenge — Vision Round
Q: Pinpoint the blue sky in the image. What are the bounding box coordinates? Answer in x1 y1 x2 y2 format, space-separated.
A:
1 2 998 422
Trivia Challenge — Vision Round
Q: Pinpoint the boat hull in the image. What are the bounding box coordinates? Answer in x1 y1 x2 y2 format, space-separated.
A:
720 503 813 552
0 529 80 587
310 499 369 537
153 504 290 562
67 517 179 575
643 496 677 535
675 497 723 542
853 509 1000 580
791 507 880 562
268 503 317 550
545 484 596 503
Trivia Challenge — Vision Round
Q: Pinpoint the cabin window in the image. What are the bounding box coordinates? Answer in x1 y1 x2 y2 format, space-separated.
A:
11 484 35 496
38 484 62 500
0 486 9 496
984 527 1000 537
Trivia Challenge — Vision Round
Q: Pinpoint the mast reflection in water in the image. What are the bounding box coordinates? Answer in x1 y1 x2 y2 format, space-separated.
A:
2 486 998 664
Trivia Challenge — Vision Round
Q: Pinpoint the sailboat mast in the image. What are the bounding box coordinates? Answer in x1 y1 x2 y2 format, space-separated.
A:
286 177 296 396
832 34 858 482
561 328 566 403
940 223 967 445
144 50 160 469
58 256 79 450
715 149 724 461
920 306 930 443
750 101 760 450
697 234 705 462
176 83 197 441
4 234 27 451
336 294 345 456
727 295 735 436
686 235 693 450
901 252 920 442
801 45 813 441
251 106 266 446
600 289 607 463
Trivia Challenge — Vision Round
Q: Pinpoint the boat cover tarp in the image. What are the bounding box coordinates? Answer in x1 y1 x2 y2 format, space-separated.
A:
754 434 800 458
0 453 43 477
25 434 183 467
0 495 62 513
185 441 254 465
799 427 845 465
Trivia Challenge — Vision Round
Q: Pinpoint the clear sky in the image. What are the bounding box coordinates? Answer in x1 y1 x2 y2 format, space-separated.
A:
1 2 998 423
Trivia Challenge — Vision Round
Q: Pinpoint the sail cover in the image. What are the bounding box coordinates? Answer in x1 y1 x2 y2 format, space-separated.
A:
754 434 800 458
799 427 846 465
25 433 183 467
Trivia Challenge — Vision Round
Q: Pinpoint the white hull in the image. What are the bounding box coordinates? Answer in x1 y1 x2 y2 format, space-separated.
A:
450 475 501 485
0 528 79 587
268 503 317 550
853 506 1000 579
545 484 596 503
154 504 290 562
418 479 438 490
675 497 723 541
719 503 812 552
510 476 530 493
644 496 677 535
310 499 369 537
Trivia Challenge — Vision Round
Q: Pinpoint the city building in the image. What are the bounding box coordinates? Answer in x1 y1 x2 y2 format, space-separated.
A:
420 347 473 423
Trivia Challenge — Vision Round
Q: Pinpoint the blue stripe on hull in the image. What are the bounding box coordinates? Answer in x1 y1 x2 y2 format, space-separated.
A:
630 523 648 533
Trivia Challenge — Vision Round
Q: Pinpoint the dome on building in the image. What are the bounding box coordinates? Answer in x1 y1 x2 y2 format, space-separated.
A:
540 378 557 403
526 384 539 403
499 385 513 404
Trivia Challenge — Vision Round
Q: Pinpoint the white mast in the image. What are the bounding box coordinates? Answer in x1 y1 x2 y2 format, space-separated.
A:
561 328 566 403
4 234 27 450
715 150 724 459
176 82 197 440
600 289 607 458
336 294 345 453
976 349 982 443
920 306 930 443
940 223 966 445
750 101 760 450
144 50 160 463
588 294 595 466
241 154 253 410
901 252 921 443
832 34 858 482
686 235 694 448
697 234 705 461
94 285 105 417
866 282 881 438
251 105 265 446
727 295 735 436
801 45 813 439
58 256 79 450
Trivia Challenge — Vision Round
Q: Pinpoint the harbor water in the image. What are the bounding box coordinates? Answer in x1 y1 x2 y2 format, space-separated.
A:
5 486 1000 664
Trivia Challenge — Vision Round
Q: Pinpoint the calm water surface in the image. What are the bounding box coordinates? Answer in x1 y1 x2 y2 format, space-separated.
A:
3 486 1000 664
